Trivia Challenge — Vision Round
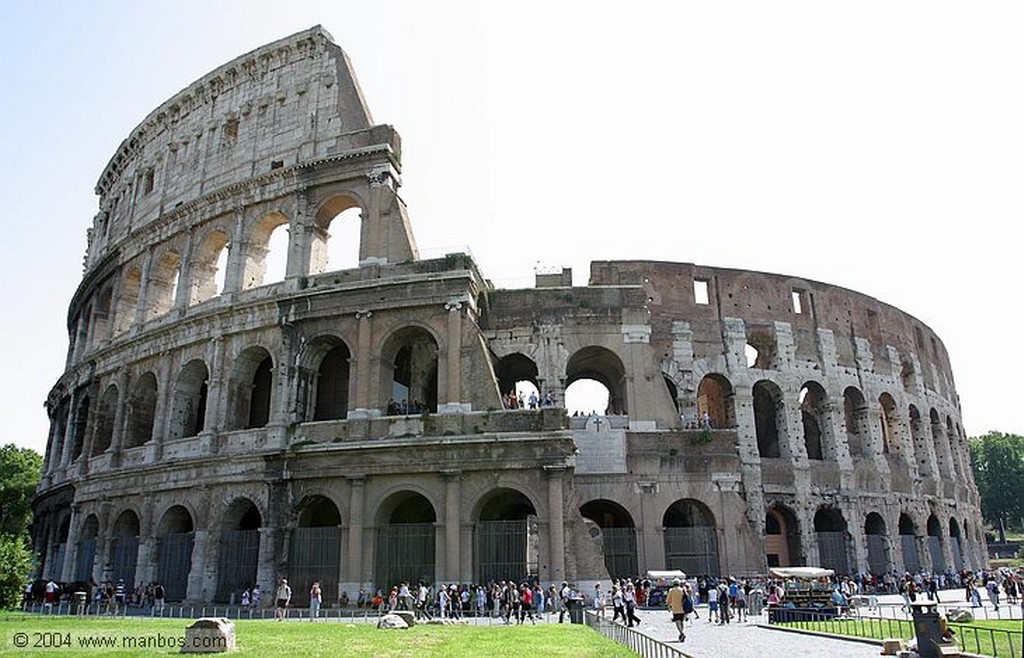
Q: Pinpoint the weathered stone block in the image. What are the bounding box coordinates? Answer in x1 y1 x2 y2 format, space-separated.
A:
182 618 235 653
376 613 409 630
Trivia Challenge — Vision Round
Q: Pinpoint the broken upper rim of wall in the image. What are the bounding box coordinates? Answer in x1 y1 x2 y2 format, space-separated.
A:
94 25 376 198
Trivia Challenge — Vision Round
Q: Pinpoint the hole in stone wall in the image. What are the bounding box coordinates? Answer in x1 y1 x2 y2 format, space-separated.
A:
565 379 611 416
325 207 361 272
694 280 709 305
263 224 289 283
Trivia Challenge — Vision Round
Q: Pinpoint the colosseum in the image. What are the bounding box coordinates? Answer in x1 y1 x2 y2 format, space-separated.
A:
32 26 985 604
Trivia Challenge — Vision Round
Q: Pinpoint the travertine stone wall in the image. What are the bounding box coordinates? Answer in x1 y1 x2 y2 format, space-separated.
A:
32 28 985 604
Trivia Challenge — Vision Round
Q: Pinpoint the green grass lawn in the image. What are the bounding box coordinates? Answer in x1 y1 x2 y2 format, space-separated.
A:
0 615 637 657
778 616 1024 658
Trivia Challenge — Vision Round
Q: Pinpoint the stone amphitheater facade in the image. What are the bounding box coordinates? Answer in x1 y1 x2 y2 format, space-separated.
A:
32 26 985 604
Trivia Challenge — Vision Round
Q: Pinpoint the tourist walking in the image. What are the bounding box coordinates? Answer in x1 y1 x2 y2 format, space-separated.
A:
275 579 292 621
623 581 642 627
309 581 322 621
665 578 687 642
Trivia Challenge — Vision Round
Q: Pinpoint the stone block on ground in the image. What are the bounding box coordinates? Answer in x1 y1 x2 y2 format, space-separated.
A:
182 617 235 653
377 613 409 629
946 608 973 623
392 610 415 627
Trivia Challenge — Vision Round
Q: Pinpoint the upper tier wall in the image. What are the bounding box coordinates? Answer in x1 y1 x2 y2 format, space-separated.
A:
84 26 382 273
588 260 958 406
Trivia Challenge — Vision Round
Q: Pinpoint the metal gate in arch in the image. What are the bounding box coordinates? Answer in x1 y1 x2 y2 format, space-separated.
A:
375 524 435 590
156 533 194 602
474 519 537 584
663 527 720 576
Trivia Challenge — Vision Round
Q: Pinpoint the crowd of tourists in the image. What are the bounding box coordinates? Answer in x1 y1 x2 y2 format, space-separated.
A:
24 578 168 614
501 390 557 410
26 565 1024 627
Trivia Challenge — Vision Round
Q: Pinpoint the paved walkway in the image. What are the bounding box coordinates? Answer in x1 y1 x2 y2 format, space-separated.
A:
622 587 1007 658
626 608 880 658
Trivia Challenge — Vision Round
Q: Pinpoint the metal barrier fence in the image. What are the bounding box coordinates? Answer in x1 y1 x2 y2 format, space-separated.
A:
769 608 1023 658
584 610 692 658
21 602 579 625
859 601 1023 623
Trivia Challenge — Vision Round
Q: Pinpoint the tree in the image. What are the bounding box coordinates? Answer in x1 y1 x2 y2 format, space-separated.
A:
0 444 41 609
0 535 34 609
0 444 42 538
968 431 1024 542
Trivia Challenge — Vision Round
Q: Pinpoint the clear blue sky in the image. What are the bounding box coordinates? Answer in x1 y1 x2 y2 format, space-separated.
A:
2 1 1021 455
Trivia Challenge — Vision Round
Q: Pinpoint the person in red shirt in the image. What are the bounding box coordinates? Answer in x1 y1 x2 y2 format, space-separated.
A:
518 582 537 624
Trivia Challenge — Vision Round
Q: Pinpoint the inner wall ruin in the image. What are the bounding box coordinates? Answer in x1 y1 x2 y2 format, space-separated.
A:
32 26 984 603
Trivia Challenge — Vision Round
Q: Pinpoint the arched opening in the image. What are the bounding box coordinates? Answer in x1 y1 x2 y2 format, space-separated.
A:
495 353 540 409
565 378 610 415
949 518 964 570
879 393 903 457
800 382 828 460
945 417 962 478
146 249 181 318
75 515 99 582
566 346 627 415
843 387 869 458
909 405 932 477
753 380 785 458
663 375 679 413
126 372 158 448
216 499 261 603
580 500 638 579
313 344 351 421
242 213 289 289
229 347 274 430
375 492 436 590
111 510 140 587
156 506 195 602
696 374 735 429
74 304 92 359
91 385 118 456
663 499 720 576
381 327 438 414
70 394 90 462
190 229 230 304
474 488 538 583
813 507 850 575
899 513 920 572
114 267 141 335
92 286 114 345
962 518 973 569
312 197 363 274
169 360 209 440
326 208 362 272
864 513 890 575
290 496 343 606
764 505 800 568
745 328 776 369
926 514 945 572
48 516 71 580
930 409 952 478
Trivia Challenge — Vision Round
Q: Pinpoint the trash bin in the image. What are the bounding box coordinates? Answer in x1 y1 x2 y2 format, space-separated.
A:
910 601 942 658
568 596 584 624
